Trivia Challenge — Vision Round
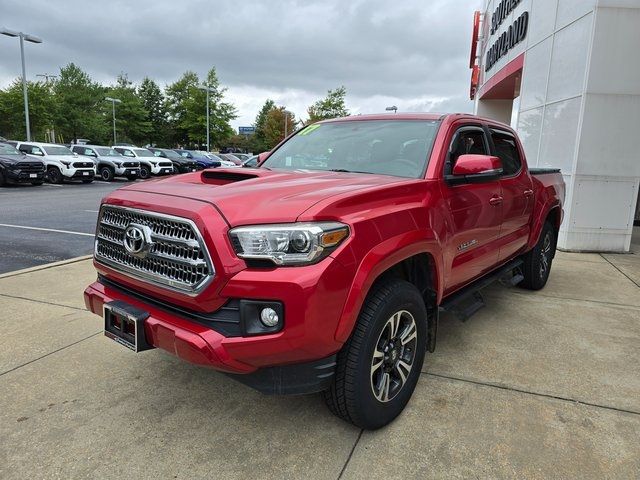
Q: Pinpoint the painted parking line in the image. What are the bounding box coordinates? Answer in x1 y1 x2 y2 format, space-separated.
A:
0 223 94 237
83 210 99 213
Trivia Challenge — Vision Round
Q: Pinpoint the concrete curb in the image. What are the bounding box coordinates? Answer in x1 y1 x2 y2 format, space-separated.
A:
0 255 93 280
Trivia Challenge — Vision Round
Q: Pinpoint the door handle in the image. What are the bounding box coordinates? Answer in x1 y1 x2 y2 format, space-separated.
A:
489 195 503 206
523 189 534 197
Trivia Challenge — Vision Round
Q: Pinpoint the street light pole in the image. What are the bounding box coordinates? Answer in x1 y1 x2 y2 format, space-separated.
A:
1 28 43 141
104 97 121 145
198 85 215 151
283 109 293 138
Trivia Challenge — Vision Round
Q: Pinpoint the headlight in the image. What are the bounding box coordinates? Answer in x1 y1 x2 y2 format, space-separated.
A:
229 222 349 266
113 160 122 166
61 160 72 166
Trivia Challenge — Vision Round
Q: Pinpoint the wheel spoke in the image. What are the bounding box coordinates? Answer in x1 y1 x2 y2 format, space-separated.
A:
395 360 412 386
371 347 384 376
389 312 401 338
399 321 417 346
379 372 391 402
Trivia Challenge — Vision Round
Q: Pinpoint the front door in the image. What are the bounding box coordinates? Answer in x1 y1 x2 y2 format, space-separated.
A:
441 125 503 293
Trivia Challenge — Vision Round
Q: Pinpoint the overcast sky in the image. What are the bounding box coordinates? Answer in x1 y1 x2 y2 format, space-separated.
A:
1 0 480 129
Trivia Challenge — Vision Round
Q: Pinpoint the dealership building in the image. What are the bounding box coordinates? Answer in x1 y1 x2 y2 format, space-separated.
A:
470 0 640 252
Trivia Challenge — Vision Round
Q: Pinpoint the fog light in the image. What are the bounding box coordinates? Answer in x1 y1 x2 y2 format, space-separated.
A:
260 307 279 327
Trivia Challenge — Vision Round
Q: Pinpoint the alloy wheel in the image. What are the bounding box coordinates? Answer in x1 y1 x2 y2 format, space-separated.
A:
539 232 552 279
370 310 418 403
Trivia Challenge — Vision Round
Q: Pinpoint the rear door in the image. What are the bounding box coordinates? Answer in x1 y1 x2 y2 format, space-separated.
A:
489 128 534 262
441 125 503 292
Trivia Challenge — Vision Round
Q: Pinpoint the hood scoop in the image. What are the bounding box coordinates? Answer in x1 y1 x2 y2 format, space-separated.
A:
201 170 259 185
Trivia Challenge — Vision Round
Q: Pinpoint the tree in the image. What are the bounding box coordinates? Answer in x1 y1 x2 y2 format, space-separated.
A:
53 63 107 143
0 78 56 141
165 68 236 148
252 99 275 152
306 86 349 124
261 107 297 150
102 73 151 145
138 77 167 145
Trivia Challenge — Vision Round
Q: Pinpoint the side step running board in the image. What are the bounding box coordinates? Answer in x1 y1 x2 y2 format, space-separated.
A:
439 259 524 322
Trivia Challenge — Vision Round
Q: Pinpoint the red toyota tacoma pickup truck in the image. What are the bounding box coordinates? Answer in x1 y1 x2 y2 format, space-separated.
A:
84 113 564 429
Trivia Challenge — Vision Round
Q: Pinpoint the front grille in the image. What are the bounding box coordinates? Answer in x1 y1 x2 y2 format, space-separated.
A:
73 161 94 168
158 161 173 168
123 161 138 168
94 206 215 294
17 162 45 172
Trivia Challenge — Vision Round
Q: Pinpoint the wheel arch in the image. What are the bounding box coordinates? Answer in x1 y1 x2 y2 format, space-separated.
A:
334 240 442 353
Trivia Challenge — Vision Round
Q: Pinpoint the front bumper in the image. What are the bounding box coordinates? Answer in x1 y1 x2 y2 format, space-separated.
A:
63 167 95 179
115 166 140 177
5 169 45 183
150 164 174 175
84 253 351 391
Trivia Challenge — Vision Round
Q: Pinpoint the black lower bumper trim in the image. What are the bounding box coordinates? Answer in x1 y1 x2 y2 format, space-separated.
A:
227 354 337 395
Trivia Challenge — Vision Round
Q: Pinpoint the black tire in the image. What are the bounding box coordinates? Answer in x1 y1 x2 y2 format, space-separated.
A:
99 166 114 182
31 181 44 186
0 170 6 187
47 167 63 184
126 175 138 181
323 278 427 430
520 221 556 290
139 165 151 179
81 178 94 184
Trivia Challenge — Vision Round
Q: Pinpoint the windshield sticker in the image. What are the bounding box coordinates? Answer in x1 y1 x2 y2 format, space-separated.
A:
299 124 322 136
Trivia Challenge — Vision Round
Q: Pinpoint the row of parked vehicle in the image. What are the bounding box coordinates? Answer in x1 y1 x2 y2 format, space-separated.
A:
0 140 257 186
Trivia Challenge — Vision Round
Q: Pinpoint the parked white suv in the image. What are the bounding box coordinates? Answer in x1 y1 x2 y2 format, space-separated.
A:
71 145 140 182
11 141 96 184
112 146 173 179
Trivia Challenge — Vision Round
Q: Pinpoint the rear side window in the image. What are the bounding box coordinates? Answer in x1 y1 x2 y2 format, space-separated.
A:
490 129 521 176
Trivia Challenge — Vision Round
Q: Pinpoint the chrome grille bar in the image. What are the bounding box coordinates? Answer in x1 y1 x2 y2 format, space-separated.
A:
94 205 215 294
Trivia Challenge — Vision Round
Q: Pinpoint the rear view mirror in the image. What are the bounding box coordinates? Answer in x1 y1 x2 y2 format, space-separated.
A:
446 154 502 184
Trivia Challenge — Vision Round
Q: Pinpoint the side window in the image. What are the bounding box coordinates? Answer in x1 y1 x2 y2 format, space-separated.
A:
446 128 488 174
18 144 33 154
83 148 94 156
122 149 134 157
490 129 521 176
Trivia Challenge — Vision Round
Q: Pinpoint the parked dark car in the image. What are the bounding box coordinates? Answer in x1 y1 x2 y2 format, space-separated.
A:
0 142 46 186
148 148 200 173
173 149 221 169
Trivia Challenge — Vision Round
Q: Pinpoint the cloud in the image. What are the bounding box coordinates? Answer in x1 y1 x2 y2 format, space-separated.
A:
1 0 480 128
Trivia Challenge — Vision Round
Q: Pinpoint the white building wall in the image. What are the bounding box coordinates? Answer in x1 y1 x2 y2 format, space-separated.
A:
477 0 640 252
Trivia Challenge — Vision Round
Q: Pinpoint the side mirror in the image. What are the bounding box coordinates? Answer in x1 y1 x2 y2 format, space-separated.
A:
446 154 502 184
257 151 270 165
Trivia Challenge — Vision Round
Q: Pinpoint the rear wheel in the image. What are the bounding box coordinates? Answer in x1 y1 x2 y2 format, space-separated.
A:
99 166 114 182
520 221 556 290
139 165 151 179
323 278 427 429
47 167 63 184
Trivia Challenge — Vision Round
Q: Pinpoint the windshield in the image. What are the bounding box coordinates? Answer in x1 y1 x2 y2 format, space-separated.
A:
0 143 21 156
96 147 121 156
263 120 440 178
42 145 74 156
161 150 183 160
133 148 155 157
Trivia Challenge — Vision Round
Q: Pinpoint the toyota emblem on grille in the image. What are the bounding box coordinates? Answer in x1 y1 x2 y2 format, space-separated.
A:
123 224 153 257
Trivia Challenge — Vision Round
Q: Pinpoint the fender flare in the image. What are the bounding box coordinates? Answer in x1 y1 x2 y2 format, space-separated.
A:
334 230 443 343
528 201 562 250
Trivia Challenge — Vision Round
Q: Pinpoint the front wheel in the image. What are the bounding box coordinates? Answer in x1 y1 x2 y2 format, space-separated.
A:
47 167 63 184
323 278 427 429
139 165 151 179
99 166 114 182
520 221 556 290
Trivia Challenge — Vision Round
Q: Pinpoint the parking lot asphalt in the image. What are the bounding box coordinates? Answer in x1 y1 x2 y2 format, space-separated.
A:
0 180 130 273
0 229 639 479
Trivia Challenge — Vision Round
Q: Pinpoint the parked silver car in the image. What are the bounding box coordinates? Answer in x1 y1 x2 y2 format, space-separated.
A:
71 145 140 181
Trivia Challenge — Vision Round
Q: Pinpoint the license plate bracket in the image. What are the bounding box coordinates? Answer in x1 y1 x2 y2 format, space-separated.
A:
104 301 154 352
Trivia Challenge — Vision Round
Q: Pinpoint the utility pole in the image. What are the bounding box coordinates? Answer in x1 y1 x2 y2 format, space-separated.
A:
104 97 121 144
198 85 215 151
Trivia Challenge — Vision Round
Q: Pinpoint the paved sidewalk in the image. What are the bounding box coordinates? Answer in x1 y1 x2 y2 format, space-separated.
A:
0 234 639 479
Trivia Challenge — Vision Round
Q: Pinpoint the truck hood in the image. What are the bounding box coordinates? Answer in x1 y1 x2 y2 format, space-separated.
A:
117 168 407 225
